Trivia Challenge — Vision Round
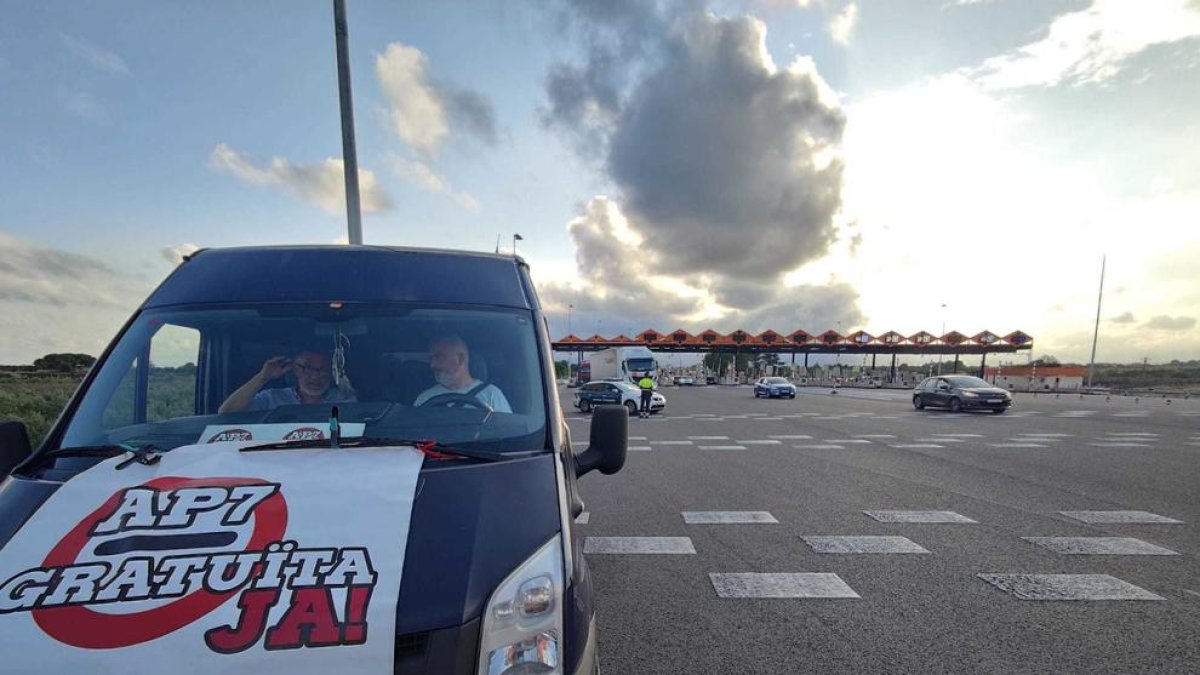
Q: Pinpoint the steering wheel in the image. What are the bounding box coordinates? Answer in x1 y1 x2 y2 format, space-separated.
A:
417 393 494 413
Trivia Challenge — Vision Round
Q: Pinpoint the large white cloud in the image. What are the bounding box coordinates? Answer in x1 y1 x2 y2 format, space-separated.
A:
209 143 392 215
967 0 1200 89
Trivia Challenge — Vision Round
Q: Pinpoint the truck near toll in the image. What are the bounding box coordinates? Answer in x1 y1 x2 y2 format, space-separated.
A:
584 346 658 385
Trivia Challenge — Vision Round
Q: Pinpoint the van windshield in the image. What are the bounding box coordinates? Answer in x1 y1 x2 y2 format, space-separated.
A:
57 303 548 454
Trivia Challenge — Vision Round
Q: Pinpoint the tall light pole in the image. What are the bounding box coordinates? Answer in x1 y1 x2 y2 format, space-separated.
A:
512 233 523 257
1087 255 1106 388
937 302 947 375
333 0 362 245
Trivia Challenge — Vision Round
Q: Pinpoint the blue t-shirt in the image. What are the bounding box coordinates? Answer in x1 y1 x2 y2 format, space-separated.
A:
249 387 356 411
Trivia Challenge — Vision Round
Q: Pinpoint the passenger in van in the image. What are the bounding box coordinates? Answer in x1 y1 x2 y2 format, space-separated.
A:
413 335 512 413
218 350 357 413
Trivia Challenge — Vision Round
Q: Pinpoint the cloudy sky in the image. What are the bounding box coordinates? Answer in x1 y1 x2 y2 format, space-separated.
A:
2 0 1198 365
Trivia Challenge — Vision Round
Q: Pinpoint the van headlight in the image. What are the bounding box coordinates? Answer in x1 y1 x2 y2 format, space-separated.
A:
479 535 564 675
962 391 978 398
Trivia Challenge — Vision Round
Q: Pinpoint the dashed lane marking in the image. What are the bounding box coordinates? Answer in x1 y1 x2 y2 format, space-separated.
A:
822 439 871 444
1010 437 1061 442
769 434 813 439
682 511 778 524
736 440 782 445
930 433 984 437
803 535 931 554
689 435 729 440
864 510 977 524
628 446 652 452
1103 432 1159 437
854 434 895 438
978 574 1165 601
889 444 945 449
710 573 860 599
651 440 693 445
1088 442 1153 448
699 445 748 451
1023 537 1179 555
584 537 696 554
575 512 590 525
759 417 783 421
1017 433 1072 437
918 437 964 443
629 436 647 440
1059 511 1184 524
792 444 845 450
989 443 1049 448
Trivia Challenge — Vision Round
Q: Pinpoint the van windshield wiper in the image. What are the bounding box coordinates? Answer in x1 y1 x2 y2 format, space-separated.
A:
239 436 513 463
38 444 163 470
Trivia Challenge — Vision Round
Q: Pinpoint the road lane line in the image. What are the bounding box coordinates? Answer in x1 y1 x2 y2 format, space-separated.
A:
769 434 813 439
803 535 930 554
1060 511 1183 524
683 511 778 524
864 510 977 523
710 573 860 599
1023 537 1179 555
699 445 747 451
889 444 945 449
689 435 729 440
651 440 693 445
584 537 696 554
989 443 1049 448
736 440 782 445
793 444 845 450
978 574 1165 601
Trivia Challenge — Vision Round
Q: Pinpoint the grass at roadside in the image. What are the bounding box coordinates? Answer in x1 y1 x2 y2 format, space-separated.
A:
0 374 81 448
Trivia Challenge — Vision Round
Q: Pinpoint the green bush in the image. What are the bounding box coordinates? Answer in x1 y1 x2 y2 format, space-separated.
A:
0 375 81 447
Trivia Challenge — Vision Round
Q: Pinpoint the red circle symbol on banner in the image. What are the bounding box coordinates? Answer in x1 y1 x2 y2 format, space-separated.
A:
32 476 288 649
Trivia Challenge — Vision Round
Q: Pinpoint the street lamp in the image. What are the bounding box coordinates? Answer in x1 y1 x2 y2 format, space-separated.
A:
512 233 523 256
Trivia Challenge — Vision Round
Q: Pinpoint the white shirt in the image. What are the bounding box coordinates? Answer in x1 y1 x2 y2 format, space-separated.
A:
413 379 512 413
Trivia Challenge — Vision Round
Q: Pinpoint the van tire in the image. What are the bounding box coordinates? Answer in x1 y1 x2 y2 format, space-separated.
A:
579 400 592 413
949 397 962 413
913 396 925 410
625 400 638 416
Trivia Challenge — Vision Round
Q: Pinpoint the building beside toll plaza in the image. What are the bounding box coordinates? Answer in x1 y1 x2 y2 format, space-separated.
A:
985 366 1086 392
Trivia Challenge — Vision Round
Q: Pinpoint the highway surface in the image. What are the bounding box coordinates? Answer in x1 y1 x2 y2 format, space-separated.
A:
566 385 1200 674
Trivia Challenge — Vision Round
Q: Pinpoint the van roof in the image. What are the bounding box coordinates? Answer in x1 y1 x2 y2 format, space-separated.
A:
143 245 537 309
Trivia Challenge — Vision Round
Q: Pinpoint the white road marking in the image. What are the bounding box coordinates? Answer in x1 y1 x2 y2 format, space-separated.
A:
759 417 783 421
584 537 696 554
710 573 860 599
874 416 900 419
1088 442 1152 448
854 434 896 438
1104 432 1159 437
864 510 977 524
978 574 1165 601
822 439 872 444
575 512 590 525
1059 511 1183 524
930 433 984 437
736 440 782 445
628 446 652 451
769 434 813 439
699 445 747 451
651 440 693 445
1113 411 1151 417
689 435 729 440
745 413 767 417
918 437 964 443
792 444 845 450
1054 411 1096 417
889 444 944 449
813 416 846 420
629 436 647 440
989 443 1049 448
682 511 778 524
1009 437 1061 442
1023 537 1179 555
1187 442 1200 447
1017 433 1072 437
570 441 588 447
803 535 930 554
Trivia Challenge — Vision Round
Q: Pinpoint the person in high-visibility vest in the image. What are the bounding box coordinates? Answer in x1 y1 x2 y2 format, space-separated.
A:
637 375 655 417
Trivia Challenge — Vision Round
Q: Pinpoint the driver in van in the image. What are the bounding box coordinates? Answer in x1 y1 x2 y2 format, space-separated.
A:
218 349 357 413
414 334 512 413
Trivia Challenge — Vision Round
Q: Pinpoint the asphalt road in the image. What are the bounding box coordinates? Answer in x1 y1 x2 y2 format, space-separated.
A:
565 385 1200 675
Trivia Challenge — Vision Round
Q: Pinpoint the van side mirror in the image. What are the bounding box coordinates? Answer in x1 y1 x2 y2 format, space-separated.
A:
0 421 33 480
575 405 626 477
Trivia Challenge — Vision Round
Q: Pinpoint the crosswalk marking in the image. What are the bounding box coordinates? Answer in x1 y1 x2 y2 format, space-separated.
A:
978 574 1164 601
1023 537 1178 555
889 444 944 449
651 440 693 445
822 439 871 444
575 511 590 525
930 433 984 437
918 437 964 442
584 537 696 554
793 444 845 450
710 573 860 599
682 511 778 524
1104 432 1159 437
989 443 1048 448
864 510 976 524
699 445 747 451
769 434 813 439
854 434 896 438
689 435 729 440
628 446 652 451
1059 511 1183 524
736 440 782 445
1088 442 1152 448
803 535 930 554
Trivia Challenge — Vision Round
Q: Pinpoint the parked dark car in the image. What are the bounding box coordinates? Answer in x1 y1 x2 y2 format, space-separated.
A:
574 380 665 415
913 375 1013 413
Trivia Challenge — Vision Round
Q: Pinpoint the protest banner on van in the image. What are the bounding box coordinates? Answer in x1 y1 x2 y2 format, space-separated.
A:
0 442 422 674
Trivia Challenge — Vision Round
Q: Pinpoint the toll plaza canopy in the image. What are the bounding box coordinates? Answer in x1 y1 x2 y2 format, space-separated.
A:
552 329 1033 355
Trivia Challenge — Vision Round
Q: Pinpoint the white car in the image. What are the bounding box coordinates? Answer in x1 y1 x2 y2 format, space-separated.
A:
674 375 694 386
574 380 667 415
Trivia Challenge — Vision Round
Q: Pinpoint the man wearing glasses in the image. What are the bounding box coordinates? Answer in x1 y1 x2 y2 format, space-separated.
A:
219 350 357 413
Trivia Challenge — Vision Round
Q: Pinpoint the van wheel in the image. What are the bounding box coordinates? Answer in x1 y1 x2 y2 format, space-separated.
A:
579 400 592 413
949 398 962 413
913 396 925 410
625 401 638 416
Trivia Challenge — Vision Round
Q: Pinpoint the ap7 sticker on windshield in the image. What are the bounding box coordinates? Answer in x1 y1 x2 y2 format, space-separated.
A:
0 445 421 673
